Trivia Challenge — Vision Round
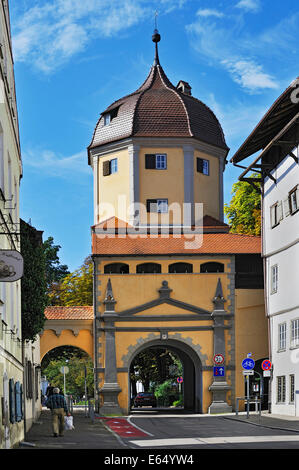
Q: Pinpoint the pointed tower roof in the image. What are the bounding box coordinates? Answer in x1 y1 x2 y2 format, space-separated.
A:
88 30 228 158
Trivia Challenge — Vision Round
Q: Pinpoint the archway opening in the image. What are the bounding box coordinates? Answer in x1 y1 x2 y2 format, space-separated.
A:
41 346 94 406
129 341 201 413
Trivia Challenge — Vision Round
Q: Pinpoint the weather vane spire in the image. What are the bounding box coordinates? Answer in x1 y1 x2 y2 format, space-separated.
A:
152 10 161 66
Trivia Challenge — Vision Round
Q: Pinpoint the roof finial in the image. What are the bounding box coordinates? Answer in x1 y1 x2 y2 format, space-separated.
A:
152 10 160 66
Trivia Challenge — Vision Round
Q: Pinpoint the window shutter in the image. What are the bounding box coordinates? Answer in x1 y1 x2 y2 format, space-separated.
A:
283 197 290 217
146 199 157 212
15 382 22 422
145 154 156 169
197 158 203 173
9 379 15 424
103 160 111 176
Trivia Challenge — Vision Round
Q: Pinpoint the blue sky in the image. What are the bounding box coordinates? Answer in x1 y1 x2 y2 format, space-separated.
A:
10 0 299 271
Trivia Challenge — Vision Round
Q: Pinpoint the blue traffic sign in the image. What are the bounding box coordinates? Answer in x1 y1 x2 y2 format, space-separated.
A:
242 358 255 370
213 366 225 377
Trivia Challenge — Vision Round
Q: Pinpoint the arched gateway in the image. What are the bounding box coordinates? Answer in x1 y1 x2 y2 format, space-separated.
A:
87 29 268 414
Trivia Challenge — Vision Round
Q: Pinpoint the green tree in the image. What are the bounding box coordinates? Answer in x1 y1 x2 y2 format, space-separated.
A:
50 257 93 306
43 236 69 305
21 220 48 341
224 175 261 236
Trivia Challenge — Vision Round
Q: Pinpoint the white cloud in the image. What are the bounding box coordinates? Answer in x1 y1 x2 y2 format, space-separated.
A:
235 0 260 12
196 9 224 18
222 59 279 91
11 0 184 73
23 148 91 177
186 14 280 93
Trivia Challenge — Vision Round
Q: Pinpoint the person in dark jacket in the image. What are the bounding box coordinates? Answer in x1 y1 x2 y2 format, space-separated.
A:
46 387 70 437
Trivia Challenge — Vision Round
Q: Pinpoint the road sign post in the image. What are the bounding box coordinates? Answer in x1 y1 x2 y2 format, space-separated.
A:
242 355 255 418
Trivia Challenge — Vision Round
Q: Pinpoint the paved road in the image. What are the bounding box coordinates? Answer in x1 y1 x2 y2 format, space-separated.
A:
125 413 299 449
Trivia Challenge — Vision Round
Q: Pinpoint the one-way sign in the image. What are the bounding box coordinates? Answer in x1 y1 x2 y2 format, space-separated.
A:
213 366 225 377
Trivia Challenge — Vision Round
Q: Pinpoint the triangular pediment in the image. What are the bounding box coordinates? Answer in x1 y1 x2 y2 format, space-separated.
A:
118 296 211 317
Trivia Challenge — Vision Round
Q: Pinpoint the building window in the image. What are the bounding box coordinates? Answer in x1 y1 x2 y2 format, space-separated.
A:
145 154 167 170
289 187 298 215
110 158 118 174
103 158 118 176
291 319 299 348
146 199 168 213
270 201 283 228
104 113 111 126
104 263 129 274
277 376 286 403
168 262 193 273
278 323 286 351
290 375 295 403
136 263 161 274
197 158 209 175
271 265 278 294
200 262 224 273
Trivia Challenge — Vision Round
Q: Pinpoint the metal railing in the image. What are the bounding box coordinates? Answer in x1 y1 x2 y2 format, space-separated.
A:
235 396 261 418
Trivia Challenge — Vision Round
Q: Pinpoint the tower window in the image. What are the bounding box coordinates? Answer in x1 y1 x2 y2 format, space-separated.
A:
104 113 111 126
146 199 168 213
197 158 209 175
104 263 129 274
136 263 161 274
200 262 224 273
145 154 167 170
169 262 193 273
103 158 118 176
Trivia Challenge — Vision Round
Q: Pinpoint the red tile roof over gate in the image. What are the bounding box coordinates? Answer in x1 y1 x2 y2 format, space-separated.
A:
44 306 93 320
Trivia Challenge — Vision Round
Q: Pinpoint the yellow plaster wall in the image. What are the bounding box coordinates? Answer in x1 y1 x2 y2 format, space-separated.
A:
139 146 184 225
40 329 94 361
234 289 268 403
98 148 130 222
194 150 220 220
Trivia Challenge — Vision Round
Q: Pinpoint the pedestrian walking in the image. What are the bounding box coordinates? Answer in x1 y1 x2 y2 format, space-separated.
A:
46 387 71 437
45 382 54 398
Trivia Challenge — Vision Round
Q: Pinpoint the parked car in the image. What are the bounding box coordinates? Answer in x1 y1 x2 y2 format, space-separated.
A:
134 392 157 408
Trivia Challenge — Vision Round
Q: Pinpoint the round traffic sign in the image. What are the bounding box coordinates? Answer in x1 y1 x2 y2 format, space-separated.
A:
213 353 224 365
177 376 183 384
261 359 272 371
242 358 255 370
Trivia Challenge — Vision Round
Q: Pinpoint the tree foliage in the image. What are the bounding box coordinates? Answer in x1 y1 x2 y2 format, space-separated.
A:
20 220 48 341
224 175 261 236
48 256 93 306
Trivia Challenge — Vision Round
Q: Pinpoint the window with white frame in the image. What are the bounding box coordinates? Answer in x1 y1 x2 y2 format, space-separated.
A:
290 375 295 403
277 375 286 403
197 157 209 175
110 158 118 174
279 323 286 350
289 187 298 215
156 154 167 169
270 201 283 228
146 198 168 213
291 319 299 348
145 154 167 170
271 265 278 294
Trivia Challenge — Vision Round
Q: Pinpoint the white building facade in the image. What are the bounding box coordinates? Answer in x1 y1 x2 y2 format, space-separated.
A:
231 78 299 416
264 145 299 415
0 0 24 448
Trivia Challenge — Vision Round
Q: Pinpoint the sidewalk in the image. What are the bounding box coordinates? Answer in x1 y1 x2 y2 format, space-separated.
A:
225 411 299 433
19 408 125 449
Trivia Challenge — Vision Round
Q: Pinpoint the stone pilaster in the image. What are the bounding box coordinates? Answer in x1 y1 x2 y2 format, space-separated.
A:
208 278 232 413
99 279 122 415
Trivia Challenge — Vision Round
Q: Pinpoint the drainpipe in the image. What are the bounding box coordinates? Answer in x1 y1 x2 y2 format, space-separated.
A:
92 256 98 411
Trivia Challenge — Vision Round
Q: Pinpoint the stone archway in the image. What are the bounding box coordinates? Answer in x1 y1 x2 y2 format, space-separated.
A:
127 338 203 413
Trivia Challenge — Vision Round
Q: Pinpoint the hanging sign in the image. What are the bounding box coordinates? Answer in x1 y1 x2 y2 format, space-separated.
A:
0 250 23 282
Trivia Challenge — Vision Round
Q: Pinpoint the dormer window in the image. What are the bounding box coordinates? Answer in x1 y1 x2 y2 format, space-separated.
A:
176 80 192 96
104 113 111 126
103 106 120 126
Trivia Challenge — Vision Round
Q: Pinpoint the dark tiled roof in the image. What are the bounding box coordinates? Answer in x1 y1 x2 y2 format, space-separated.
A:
89 62 228 152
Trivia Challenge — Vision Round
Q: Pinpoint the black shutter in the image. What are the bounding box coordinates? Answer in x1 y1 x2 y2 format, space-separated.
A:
146 199 157 212
145 154 156 169
197 158 203 173
103 160 111 176
9 379 15 424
